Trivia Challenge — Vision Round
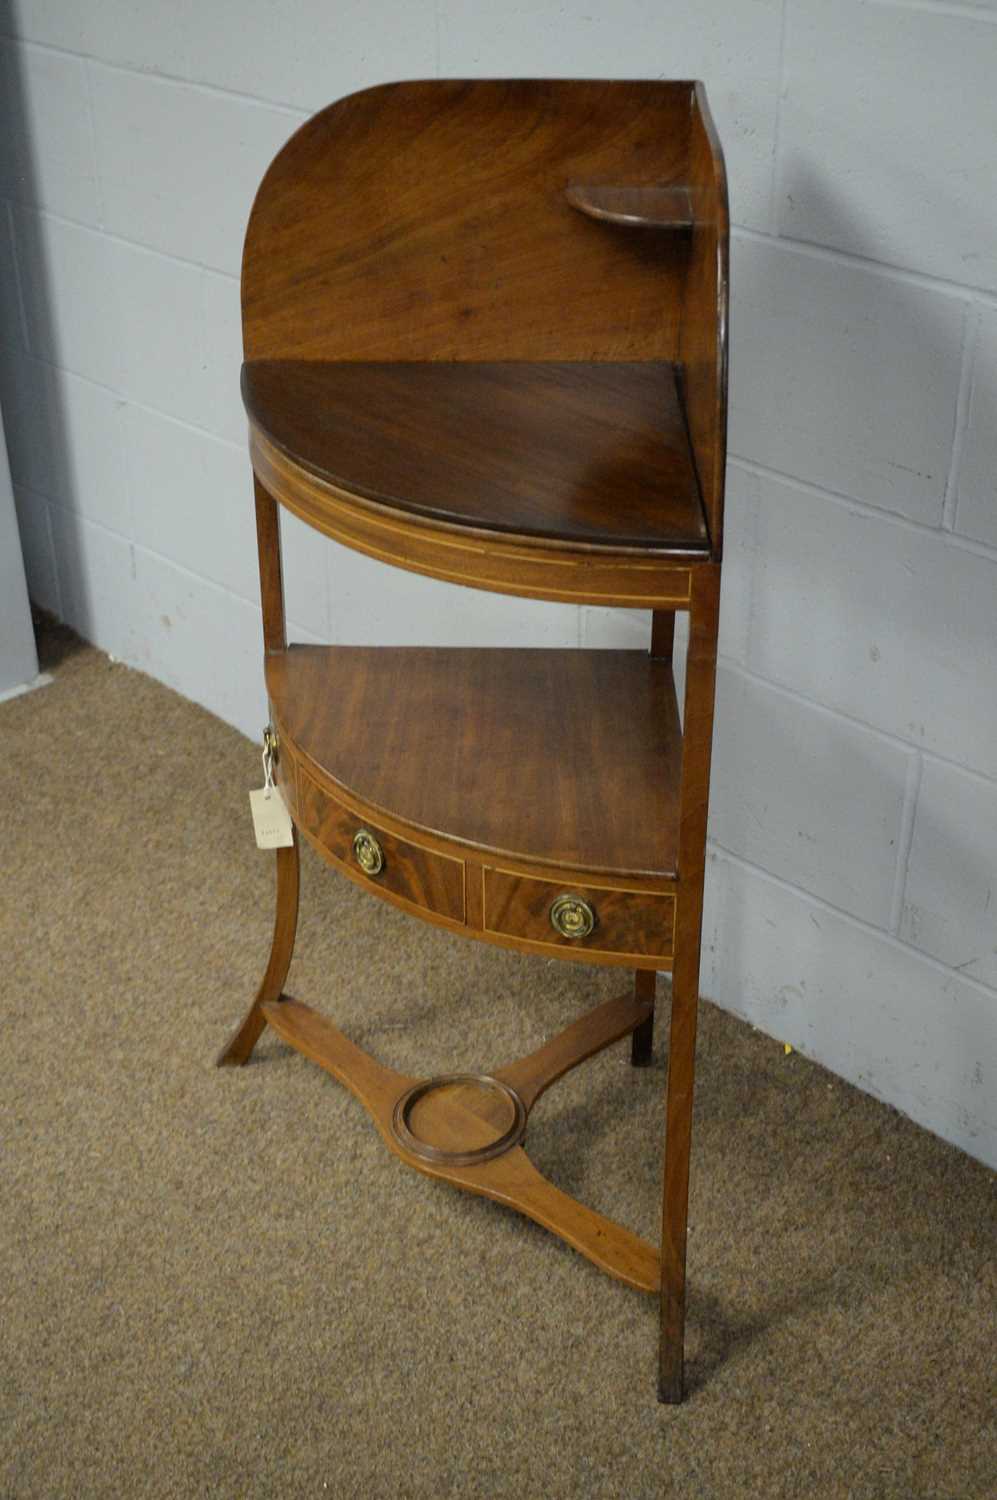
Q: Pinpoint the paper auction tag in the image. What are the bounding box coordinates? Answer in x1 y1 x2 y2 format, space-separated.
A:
249 783 294 849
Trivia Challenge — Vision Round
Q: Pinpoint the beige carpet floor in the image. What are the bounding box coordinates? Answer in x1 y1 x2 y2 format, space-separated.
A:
2 617 994 1499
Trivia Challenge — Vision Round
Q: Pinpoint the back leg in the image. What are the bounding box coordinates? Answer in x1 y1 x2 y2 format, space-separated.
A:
630 969 656 1066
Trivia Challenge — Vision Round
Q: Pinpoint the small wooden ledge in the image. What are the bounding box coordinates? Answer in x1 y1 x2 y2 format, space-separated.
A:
565 183 693 231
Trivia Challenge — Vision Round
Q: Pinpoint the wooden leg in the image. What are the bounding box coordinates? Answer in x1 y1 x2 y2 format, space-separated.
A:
650 609 675 662
658 566 720 1402
217 831 300 1066
630 969 656 1066
658 975 699 1402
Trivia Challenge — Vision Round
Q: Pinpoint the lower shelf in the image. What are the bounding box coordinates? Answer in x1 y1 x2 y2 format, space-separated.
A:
266 645 681 970
259 991 661 1294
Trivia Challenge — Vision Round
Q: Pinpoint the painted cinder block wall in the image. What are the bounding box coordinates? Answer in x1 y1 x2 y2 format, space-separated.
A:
0 1 994 1167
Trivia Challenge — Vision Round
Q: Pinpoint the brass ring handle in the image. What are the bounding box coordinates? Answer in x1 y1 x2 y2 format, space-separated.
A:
550 893 596 940
352 828 385 877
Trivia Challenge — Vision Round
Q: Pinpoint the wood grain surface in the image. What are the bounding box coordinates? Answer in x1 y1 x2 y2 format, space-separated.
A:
482 868 675 959
296 767 466 923
659 563 721 1402
251 429 699 608
234 75 730 1402
266 645 683 878
242 79 693 366
678 84 729 558
243 360 709 552
260 996 661 1292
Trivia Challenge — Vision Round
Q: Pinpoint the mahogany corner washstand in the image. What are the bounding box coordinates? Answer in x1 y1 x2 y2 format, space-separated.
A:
218 79 729 1404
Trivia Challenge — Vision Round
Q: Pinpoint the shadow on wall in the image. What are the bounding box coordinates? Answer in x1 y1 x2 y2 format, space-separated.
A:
0 40 125 655
733 158 987 762
714 163 994 1159
731 161 968 528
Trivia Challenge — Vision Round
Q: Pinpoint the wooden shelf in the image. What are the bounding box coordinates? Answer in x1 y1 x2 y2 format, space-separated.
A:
565 183 693 230
266 645 682 879
242 359 709 555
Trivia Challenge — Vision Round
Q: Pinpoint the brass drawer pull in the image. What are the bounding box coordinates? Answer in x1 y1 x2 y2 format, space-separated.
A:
352 828 385 876
550 894 596 939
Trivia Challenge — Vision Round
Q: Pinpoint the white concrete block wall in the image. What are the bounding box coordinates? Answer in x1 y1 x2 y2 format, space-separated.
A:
709 667 913 928
778 0 997 290
956 306 997 548
89 68 298 276
0 0 993 1167
900 760 997 994
705 852 997 1164
728 237 967 523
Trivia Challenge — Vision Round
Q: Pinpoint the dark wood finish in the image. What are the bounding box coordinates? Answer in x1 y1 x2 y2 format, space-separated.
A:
242 80 693 366
650 609 676 662
261 994 660 1291
678 84 729 558
225 77 729 1403
293 822 672 973
482 869 674 961
406 1078 518 1155
274 738 297 818
253 425 699 607
630 968 657 1068
659 564 721 1403
296 766 465 923
217 833 299 1066
277 659 678 968
565 183 693 231
254 477 286 655
266 646 683 879
243 360 709 553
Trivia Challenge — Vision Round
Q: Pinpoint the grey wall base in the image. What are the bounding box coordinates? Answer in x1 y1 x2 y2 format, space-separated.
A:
0 407 38 697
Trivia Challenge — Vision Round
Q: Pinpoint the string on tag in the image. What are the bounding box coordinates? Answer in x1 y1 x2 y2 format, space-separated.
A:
250 725 294 848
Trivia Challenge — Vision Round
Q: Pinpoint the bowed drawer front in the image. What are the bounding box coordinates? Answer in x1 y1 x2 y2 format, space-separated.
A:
296 766 465 924
482 868 675 962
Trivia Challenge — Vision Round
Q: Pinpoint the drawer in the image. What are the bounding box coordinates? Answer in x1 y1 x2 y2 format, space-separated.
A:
296 767 465 923
482 869 674 960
